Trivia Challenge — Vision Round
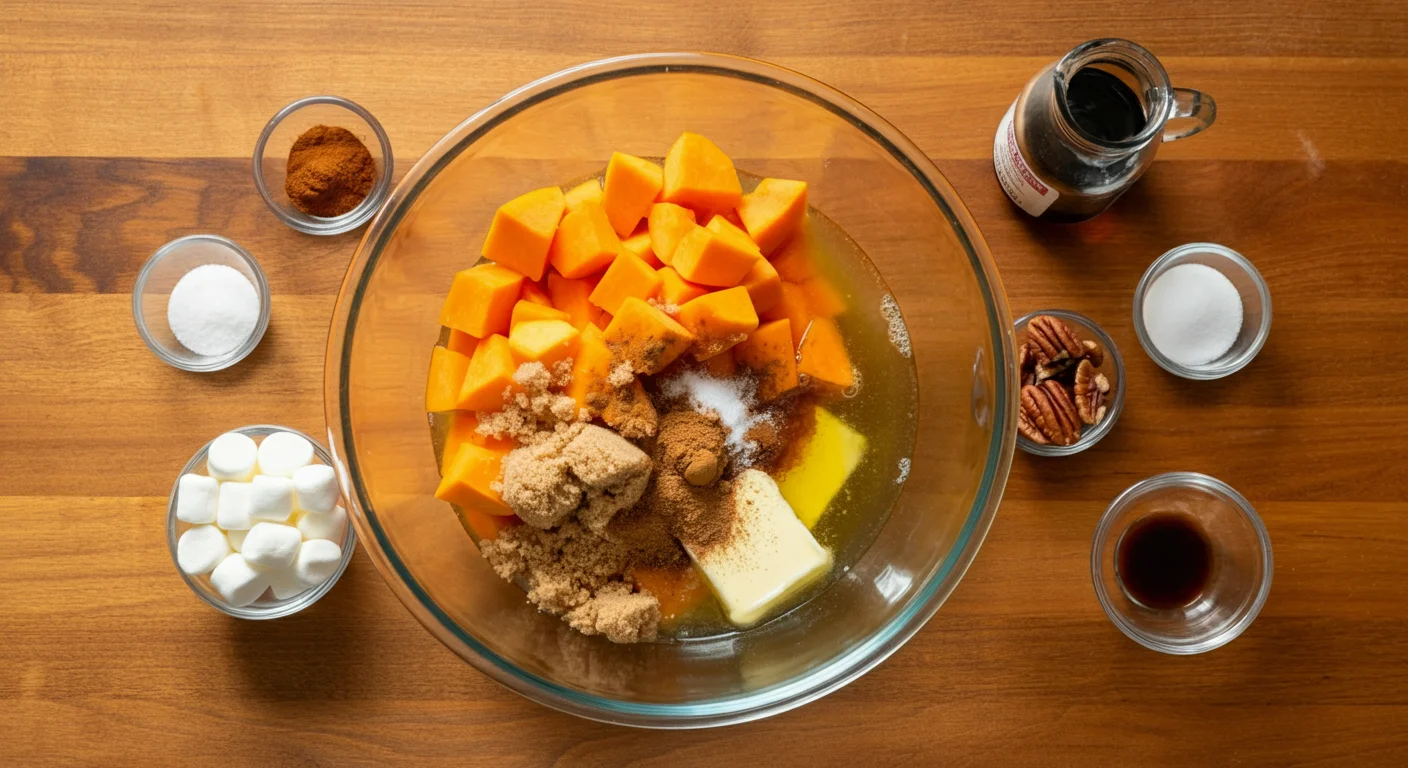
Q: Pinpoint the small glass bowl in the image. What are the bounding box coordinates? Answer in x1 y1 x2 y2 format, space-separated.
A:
252 95 394 235
168 425 356 619
1014 309 1126 456
1092 472 1273 655
133 235 270 372
1133 243 1272 380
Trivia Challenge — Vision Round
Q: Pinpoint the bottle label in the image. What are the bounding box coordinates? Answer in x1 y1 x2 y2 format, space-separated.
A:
993 102 1059 216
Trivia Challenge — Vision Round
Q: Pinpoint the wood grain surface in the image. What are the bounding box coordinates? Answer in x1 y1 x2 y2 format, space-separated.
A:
3 1 1407 765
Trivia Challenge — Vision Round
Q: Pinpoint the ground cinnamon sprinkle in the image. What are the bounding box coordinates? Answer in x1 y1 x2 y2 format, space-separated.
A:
285 125 375 218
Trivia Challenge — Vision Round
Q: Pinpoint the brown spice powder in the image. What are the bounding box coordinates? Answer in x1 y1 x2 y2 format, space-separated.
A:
284 125 375 218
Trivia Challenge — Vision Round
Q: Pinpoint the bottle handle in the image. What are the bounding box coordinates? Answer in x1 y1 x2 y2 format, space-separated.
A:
1163 88 1217 142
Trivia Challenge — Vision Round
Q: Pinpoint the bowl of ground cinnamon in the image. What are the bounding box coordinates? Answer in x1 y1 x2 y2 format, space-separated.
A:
252 95 393 235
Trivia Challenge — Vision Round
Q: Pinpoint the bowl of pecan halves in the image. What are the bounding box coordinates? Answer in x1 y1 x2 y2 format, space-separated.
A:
1014 310 1125 456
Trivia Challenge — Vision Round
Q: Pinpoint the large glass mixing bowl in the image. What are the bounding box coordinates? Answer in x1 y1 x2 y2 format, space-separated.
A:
324 53 1016 727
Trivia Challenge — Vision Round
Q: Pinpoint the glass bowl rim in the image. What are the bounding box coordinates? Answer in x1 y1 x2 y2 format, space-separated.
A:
167 424 357 619
1090 471 1274 655
132 234 271 372
1013 309 1126 456
1132 242 1272 380
323 51 1017 727
251 95 395 236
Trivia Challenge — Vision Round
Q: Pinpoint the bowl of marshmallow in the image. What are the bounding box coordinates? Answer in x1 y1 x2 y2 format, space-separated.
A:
168 425 355 619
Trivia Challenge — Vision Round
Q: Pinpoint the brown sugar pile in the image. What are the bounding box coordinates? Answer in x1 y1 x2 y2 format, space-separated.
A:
477 361 581 443
479 521 661 643
499 422 652 532
284 125 375 218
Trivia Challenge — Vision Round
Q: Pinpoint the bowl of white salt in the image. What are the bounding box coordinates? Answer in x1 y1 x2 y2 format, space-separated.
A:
133 234 271 372
1133 243 1271 380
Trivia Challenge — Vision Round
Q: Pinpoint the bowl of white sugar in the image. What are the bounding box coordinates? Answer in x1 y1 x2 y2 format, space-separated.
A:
1133 243 1272 380
133 234 270 372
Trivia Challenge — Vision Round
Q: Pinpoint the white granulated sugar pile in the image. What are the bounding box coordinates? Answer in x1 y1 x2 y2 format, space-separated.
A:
660 370 772 464
167 264 260 356
1142 263 1243 367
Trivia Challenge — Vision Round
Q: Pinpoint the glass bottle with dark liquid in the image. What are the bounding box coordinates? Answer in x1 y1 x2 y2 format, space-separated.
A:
1116 512 1213 610
993 39 1217 223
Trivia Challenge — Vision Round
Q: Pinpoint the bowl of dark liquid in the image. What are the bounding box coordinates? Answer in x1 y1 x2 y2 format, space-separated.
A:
1092 472 1272 654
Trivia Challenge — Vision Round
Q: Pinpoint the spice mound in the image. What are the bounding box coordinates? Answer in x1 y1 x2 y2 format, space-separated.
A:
285 125 375 218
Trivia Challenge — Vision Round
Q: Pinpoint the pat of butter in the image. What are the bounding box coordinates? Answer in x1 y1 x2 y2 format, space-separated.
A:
776 407 867 528
687 469 832 626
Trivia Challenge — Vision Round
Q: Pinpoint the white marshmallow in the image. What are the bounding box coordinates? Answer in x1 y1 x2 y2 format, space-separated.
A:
249 475 294 522
256 432 314 478
207 432 258 481
175 474 219 524
226 528 248 553
296 505 347 543
241 522 302 569
294 539 343 588
209 553 270 607
176 525 231 575
266 567 309 600
292 464 339 514
216 481 254 530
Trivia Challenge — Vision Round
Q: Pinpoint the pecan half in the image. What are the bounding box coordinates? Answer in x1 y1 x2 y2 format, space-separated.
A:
1028 315 1086 366
1018 343 1036 387
1073 359 1110 426
1020 381 1082 446
1017 409 1049 444
1081 339 1104 367
1035 357 1076 384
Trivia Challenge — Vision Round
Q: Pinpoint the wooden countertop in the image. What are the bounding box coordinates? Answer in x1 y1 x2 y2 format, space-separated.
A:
3 2 1406 765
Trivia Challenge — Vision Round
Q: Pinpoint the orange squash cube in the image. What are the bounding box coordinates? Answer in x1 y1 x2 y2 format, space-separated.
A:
735 318 800 401
480 186 566 281
548 200 620 279
520 280 554 307
602 297 695 375
455 334 519 412
592 311 613 331
737 178 808 255
455 505 520 543
629 564 709 622
546 272 604 330
441 411 514 473
760 282 812 349
740 256 783 315
670 220 761 288
440 263 525 338
621 231 662 268
435 442 514 516
602 152 664 237
589 250 663 315
563 178 603 212
647 202 698 265
768 228 817 283
510 300 570 330
426 346 471 412
508 319 580 369
802 276 847 318
701 347 738 378
447 329 479 357
797 317 855 391
661 132 742 215
676 286 759 360
565 324 613 417
657 266 710 307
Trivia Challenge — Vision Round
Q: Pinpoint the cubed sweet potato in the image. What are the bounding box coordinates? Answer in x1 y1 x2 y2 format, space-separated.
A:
547 272 604 330
657 266 710 307
563 178 603 212
426 346 471 412
447 329 479 357
740 256 783 315
602 297 695 374
670 218 761 288
797 317 855 391
589 250 663 315
760 282 812 349
440 263 525 338
647 202 698 265
565 324 613 416
510 300 570 330
480 186 566 281
602 152 664 237
455 334 519 412
661 132 742 215
621 230 663 268
508 319 580 369
676 286 759 360
548 200 620 279
737 178 807 255
735 318 799 401
435 442 514 516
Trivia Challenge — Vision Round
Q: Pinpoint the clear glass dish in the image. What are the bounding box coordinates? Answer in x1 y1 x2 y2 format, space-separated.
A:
1092 472 1272 654
1014 309 1125 456
132 234 270 372
252 95 394 236
1133 243 1271 380
324 53 1017 727
168 425 356 619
